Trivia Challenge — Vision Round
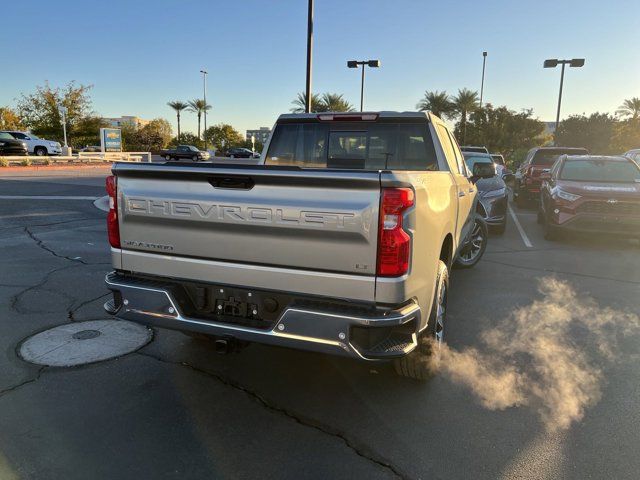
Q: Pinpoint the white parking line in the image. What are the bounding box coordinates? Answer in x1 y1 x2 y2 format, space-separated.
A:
0 195 98 200
508 204 533 248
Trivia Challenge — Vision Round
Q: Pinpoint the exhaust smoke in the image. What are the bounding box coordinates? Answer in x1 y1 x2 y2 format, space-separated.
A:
431 277 638 431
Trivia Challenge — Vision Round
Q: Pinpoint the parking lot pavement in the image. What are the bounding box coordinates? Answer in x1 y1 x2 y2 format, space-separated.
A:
1 175 639 479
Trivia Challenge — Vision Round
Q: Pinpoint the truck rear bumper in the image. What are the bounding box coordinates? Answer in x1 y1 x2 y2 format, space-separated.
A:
104 272 421 360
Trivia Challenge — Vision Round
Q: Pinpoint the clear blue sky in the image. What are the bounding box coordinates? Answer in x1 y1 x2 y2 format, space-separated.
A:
1 0 638 136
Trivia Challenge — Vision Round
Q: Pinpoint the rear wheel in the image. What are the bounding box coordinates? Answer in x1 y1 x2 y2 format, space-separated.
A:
394 260 448 380
454 215 488 269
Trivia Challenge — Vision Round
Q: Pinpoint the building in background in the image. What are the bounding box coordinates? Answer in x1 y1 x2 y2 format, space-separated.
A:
104 116 150 129
246 127 271 145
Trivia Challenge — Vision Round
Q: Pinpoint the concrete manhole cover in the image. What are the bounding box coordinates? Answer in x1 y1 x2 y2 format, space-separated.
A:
19 320 152 367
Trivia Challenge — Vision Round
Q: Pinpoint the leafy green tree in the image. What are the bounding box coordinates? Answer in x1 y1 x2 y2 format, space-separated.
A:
291 92 325 113
616 97 640 120
17 81 96 145
462 104 546 164
203 123 244 152
610 118 640 153
169 132 203 149
416 90 453 119
73 116 110 148
0 107 25 130
451 88 480 144
122 119 172 152
555 113 616 154
187 99 212 139
321 93 354 112
167 100 188 141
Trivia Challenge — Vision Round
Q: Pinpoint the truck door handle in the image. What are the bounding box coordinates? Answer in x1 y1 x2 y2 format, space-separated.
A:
458 191 466 197
208 175 254 190
468 187 475 193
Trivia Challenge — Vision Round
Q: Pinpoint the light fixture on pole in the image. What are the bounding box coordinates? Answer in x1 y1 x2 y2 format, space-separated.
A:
200 69 208 150
347 59 381 111
543 58 585 137
480 51 488 107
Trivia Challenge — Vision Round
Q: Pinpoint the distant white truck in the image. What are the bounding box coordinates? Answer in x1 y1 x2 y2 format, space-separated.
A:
0 131 62 156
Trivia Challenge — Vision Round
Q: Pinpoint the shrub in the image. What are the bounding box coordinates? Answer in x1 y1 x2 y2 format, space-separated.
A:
21 158 31 166
42 158 51 166
0 158 8 167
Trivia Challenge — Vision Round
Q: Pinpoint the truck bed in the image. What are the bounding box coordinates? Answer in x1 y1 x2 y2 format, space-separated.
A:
112 162 383 302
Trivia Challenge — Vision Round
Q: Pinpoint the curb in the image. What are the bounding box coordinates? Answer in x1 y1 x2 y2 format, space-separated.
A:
0 163 113 173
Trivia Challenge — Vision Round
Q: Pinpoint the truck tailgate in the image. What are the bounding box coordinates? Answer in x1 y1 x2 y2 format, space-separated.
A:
113 163 381 277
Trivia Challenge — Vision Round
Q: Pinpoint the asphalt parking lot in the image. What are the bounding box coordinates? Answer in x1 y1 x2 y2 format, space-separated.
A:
1 173 639 480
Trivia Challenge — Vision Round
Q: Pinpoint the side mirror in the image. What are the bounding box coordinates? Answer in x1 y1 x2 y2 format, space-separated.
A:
472 162 495 180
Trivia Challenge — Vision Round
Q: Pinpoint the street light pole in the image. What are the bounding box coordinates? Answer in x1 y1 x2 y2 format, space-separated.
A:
360 63 365 112
543 58 585 139
555 62 566 133
347 59 380 111
480 51 487 107
200 69 208 149
58 106 68 147
305 0 314 113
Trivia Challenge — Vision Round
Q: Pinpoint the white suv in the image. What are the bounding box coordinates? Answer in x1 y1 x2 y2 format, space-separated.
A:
1 131 62 156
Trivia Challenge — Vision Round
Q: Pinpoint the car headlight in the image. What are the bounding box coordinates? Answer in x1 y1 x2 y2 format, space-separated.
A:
49 142 58 147
0 142 4 146
554 188 581 202
22 142 27 148
481 187 506 198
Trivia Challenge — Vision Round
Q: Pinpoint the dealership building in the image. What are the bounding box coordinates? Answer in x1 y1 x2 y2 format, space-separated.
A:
246 127 271 145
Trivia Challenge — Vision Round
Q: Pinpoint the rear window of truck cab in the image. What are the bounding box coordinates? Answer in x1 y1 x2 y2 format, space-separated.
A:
532 148 589 165
265 121 438 170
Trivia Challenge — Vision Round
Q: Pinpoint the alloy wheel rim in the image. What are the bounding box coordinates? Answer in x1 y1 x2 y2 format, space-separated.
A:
461 221 484 261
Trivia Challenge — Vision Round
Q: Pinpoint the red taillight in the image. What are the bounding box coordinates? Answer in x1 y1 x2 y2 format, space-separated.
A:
106 175 120 248
377 188 414 276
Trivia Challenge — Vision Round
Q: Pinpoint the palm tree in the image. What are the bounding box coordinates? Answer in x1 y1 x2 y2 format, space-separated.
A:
616 97 640 120
416 90 453 119
321 93 354 112
451 88 480 143
187 99 212 139
291 92 325 113
167 100 188 142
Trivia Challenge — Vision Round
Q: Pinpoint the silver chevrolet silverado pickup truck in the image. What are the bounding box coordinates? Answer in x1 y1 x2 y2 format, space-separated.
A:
104 111 491 379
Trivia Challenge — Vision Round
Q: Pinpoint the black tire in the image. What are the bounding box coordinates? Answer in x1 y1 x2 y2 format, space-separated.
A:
34 146 47 156
165 154 171 161
394 260 448 380
192 155 198 161
454 215 488 269
230 154 235 158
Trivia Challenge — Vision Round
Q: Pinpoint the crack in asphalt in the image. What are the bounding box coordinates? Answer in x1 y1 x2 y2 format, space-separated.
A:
137 351 409 479
0 366 47 398
9 264 81 314
68 292 110 321
483 258 640 285
24 226 91 265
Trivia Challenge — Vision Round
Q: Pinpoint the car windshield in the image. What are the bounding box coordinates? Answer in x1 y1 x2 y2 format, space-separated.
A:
560 158 640 183
532 149 588 165
29 133 39 139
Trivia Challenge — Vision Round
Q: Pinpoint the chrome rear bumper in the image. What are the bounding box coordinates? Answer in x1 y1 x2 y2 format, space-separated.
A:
104 272 421 360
